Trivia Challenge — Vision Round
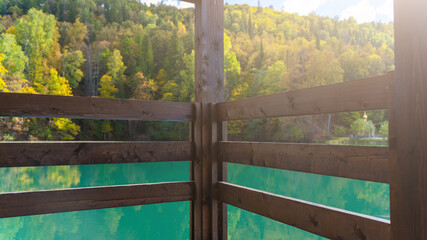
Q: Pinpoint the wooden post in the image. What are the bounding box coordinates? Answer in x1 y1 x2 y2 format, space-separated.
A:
390 0 427 238
191 103 202 240
194 0 225 239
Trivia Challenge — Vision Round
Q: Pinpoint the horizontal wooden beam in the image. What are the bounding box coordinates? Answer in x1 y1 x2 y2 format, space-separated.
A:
0 141 192 167
0 93 193 121
218 141 389 183
0 181 194 218
216 72 393 121
180 0 198 4
217 182 390 240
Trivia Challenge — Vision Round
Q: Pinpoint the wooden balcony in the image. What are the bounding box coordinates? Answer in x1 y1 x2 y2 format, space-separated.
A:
0 72 393 239
1 0 426 239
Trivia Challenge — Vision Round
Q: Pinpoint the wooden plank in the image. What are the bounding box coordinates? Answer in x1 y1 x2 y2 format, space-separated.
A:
181 0 198 4
216 73 393 121
194 0 224 237
218 142 389 183
0 93 193 121
390 0 427 238
216 116 228 240
191 103 202 240
0 181 194 218
0 141 192 167
218 182 390 240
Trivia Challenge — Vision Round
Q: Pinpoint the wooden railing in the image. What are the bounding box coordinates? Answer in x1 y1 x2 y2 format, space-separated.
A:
0 72 393 239
215 72 393 240
0 93 195 219
0 0 424 237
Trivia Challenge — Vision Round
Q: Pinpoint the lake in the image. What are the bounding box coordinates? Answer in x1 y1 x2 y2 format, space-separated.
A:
0 161 389 239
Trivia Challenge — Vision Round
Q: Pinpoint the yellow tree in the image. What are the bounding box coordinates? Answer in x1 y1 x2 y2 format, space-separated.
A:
98 75 118 98
98 74 118 139
48 69 80 140
0 54 8 92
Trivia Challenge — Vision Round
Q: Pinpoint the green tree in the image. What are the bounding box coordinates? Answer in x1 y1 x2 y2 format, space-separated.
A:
0 33 27 76
14 8 58 92
262 60 287 94
379 121 388 138
105 49 126 97
62 50 85 89
119 37 138 76
350 119 376 137
141 34 154 78
305 48 343 87
224 33 241 100
178 50 194 102
255 39 264 69
164 30 184 79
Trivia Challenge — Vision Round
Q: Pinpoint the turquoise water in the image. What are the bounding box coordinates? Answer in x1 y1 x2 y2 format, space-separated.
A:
227 163 390 240
0 161 389 239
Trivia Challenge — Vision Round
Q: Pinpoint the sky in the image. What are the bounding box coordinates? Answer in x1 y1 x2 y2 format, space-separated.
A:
141 0 394 23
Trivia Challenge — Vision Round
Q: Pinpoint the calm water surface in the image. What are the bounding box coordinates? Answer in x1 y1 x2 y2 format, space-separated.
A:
0 161 389 239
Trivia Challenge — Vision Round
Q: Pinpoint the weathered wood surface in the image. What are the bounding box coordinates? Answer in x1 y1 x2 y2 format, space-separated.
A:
216 73 392 121
216 114 227 240
0 181 194 218
191 103 203 240
390 0 427 238
218 142 389 183
0 93 193 121
0 141 192 167
195 0 224 237
218 182 390 240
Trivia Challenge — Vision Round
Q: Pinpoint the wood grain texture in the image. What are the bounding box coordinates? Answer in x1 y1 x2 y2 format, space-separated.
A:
216 116 228 240
218 142 389 183
191 103 203 240
0 93 193 121
390 0 427 238
195 0 224 237
0 181 194 218
0 141 191 167
216 73 393 121
218 182 390 240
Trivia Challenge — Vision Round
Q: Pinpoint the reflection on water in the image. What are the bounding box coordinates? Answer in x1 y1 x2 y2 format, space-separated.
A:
0 162 190 193
0 203 190 240
0 162 190 240
227 163 390 240
0 161 389 239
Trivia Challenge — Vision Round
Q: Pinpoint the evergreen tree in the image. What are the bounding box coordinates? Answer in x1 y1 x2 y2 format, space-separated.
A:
255 38 264 69
141 34 154 78
248 14 253 39
164 30 184 80
241 13 247 33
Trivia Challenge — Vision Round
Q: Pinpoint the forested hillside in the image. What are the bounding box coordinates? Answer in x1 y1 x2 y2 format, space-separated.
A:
0 0 394 142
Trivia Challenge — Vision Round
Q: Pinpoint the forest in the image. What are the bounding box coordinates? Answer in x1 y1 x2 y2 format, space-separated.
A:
0 2 393 239
0 0 394 143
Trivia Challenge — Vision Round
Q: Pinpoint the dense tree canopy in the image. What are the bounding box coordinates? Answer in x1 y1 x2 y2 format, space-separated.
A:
0 1 393 142
0 4 392 240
